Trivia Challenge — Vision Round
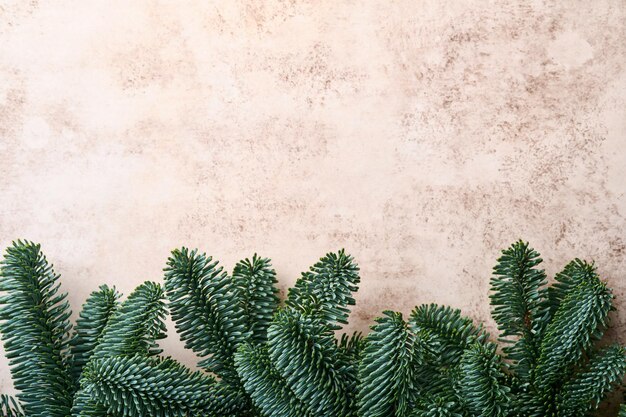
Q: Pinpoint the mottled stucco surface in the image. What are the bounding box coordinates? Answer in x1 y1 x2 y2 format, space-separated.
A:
1 1 625 393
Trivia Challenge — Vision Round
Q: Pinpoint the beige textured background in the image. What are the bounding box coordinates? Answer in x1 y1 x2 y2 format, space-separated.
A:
1 1 626 395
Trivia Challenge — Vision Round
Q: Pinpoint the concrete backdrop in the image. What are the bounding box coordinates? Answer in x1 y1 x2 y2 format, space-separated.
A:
1 1 625 394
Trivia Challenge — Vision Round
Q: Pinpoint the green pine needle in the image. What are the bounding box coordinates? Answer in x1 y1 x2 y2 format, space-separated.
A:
286 249 360 330
358 311 420 417
534 277 613 392
268 308 356 417
490 240 547 381
164 247 249 381
459 343 509 417
80 355 216 417
409 304 486 367
0 240 74 417
557 344 626 417
411 396 463 417
91 281 166 360
233 254 280 345
0 395 24 417
235 343 311 417
70 285 121 383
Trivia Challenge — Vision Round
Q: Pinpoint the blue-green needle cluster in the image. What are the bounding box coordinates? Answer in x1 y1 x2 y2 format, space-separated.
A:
0 240 624 417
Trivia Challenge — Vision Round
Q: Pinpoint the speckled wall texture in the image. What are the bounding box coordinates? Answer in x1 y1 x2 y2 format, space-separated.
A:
1 1 625 392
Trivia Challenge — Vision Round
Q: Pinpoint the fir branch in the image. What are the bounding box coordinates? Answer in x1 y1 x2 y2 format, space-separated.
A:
411 395 463 417
534 277 613 393
164 248 249 381
547 259 597 314
337 331 366 362
557 344 626 417
233 254 279 345
357 311 420 417
542 259 606 341
0 240 74 417
459 343 509 417
235 343 311 417
490 240 547 381
80 355 216 417
91 281 166 360
409 304 486 367
70 285 121 383
268 308 356 417
0 395 23 417
202 380 254 417
286 249 360 330
71 281 167 417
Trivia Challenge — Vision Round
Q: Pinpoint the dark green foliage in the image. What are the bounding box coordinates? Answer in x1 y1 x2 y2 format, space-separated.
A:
620 404 626 417
91 281 166 360
0 244 370 417
233 255 279 345
489 241 624 417
556 344 626 417
534 277 613 392
163 248 262 416
0 242 158 417
358 305 487 417
164 248 250 382
490 241 547 381
81 355 216 417
286 249 360 330
546 259 597 319
203 380 255 417
2 240 624 417
384 241 626 417
234 249 361 417
409 304 486 367
70 285 121 382
408 305 489 417
0 240 74 417
72 281 168 417
358 311 420 417
459 343 509 417
0 395 23 417
235 344 311 417
338 331 366 362
268 308 357 417
411 396 462 417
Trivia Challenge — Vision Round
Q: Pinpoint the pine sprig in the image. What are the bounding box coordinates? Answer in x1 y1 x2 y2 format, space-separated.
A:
233 254 279 345
409 304 486 367
70 285 121 383
268 308 356 417
1 240 622 417
358 311 420 417
0 240 74 417
547 259 597 316
459 343 509 417
80 355 217 417
337 331 365 362
286 249 360 330
534 277 613 392
410 396 463 417
202 380 254 417
0 395 23 417
164 248 249 381
91 281 166 360
71 281 167 417
556 344 626 417
490 240 547 381
235 343 311 417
